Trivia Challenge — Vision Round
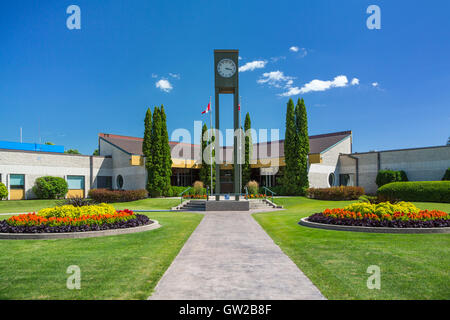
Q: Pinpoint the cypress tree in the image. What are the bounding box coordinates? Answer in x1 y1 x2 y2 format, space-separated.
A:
143 108 152 194
148 107 163 197
282 98 300 195
243 112 252 185
160 105 172 195
199 123 209 185
199 123 215 191
295 98 310 194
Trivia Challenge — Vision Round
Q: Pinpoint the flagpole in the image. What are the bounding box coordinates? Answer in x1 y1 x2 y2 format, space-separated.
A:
239 96 242 195
209 96 213 197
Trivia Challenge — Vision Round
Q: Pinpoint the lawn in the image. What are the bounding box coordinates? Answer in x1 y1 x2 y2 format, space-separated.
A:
0 198 201 299
0 198 180 214
253 197 450 300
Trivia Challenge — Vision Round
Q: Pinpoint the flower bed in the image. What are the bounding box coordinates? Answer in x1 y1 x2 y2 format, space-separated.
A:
183 194 207 199
305 202 450 228
245 194 267 199
0 208 152 234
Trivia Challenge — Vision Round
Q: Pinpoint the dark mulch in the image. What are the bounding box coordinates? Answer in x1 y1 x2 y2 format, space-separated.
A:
0 214 152 234
304 213 450 228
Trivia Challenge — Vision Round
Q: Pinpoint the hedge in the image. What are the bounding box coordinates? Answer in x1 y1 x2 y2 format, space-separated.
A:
88 189 148 203
376 170 408 188
32 176 68 199
169 186 207 197
377 181 450 203
306 186 365 201
442 168 450 181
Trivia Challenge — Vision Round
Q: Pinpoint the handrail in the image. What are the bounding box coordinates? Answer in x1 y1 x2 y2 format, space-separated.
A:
179 187 192 205
262 186 276 203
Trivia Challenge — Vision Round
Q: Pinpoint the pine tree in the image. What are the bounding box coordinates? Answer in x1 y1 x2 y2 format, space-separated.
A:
148 107 163 197
243 112 252 185
160 105 172 195
296 98 310 194
282 98 300 195
143 108 152 194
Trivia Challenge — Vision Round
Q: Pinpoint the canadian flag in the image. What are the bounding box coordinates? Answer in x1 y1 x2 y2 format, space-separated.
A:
201 102 211 114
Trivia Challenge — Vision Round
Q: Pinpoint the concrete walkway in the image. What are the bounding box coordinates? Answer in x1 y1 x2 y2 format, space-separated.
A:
149 209 325 300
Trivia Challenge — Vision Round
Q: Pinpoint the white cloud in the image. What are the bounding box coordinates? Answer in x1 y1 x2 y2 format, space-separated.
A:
372 82 379 87
151 73 158 78
239 60 267 72
280 75 349 96
279 86 302 96
270 56 286 63
351 78 360 86
169 73 180 79
290 46 308 57
155 79 173 93
257 71 294 88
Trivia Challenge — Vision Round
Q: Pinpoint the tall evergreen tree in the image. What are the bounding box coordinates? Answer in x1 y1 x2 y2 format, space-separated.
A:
199 123 209 185
199 123 215 190
143 108 152 194
295 98 310 193
143 108 152 156
242 112 252 185
160 105 172 195
282 98 301 195
148 107 163 197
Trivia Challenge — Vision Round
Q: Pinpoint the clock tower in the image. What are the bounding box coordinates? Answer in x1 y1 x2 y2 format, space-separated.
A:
214 49 241 200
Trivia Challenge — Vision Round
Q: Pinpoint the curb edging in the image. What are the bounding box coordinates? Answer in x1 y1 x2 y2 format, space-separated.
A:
299 217 450 234
0 220 161 240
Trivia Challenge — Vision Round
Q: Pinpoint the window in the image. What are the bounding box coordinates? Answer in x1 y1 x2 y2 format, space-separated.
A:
328 173 335 187
10 174 25 189
97 176 112 189
116 175 124 189
340 174 354 187
67 176 85 190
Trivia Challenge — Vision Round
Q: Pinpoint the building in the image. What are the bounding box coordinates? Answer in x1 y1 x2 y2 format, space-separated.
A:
0 131 449 199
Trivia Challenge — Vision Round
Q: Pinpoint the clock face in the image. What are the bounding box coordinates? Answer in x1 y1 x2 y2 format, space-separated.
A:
217 58 236 78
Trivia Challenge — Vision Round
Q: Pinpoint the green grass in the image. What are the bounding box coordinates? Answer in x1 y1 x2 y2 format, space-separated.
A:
0 211 202 299
0 200 60 214
253 197 450 300
0 198 179 214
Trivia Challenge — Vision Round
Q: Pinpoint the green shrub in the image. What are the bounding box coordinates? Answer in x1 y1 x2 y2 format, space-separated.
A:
32 176 68 199
0 182 8 200
377 181 450 203
358 195 381 204
247 180 259 195
169 186 207 197
442 168 450 181
88 189 148 203
376 170 408 188
193 181 204 195
169 186 187 197
57 197 94 207
306 186 365 200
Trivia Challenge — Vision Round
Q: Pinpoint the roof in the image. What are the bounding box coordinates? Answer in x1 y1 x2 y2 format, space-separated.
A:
98 131 352 160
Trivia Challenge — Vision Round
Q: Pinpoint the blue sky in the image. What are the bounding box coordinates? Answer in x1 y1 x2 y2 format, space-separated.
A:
1 0 449 154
